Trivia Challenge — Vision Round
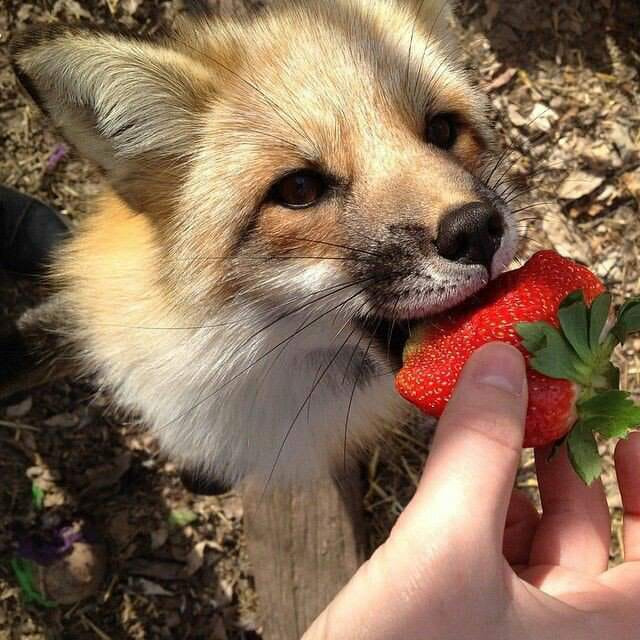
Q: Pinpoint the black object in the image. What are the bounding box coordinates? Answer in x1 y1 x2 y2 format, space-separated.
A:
0 319 32 394
0 184 71 276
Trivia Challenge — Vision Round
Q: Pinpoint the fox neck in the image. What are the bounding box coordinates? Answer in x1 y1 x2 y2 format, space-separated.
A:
55 193 407 486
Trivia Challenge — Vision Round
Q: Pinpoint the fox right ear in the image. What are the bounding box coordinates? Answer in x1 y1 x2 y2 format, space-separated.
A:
397 0 453 33
10 26 216 210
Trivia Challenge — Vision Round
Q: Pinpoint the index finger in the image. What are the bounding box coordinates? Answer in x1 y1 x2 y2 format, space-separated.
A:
396 343 527 556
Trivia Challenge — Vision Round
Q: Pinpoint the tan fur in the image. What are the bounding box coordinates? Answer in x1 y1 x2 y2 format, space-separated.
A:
9 0 520 485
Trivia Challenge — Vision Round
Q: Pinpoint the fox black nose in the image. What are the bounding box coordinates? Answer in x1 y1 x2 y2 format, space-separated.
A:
436 202 504 272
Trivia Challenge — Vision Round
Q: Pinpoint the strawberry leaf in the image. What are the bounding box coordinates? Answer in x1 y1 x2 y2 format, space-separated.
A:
578 390 640 438
558 292 591 364
516 321 549 353
612 298 640 343
560 291 585 308
516 321 586 383
567 420 602 485
588 293 611 351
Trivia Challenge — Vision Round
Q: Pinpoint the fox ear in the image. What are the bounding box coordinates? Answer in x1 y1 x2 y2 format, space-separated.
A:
399 0 453 32
11 26 215 209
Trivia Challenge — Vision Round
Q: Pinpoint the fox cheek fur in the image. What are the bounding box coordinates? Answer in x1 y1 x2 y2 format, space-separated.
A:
6 0 520 487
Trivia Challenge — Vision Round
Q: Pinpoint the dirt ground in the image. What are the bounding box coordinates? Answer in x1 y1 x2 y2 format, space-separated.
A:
0 0 639 638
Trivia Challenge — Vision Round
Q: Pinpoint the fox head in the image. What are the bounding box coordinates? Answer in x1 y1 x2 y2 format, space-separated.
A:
9 0 520 487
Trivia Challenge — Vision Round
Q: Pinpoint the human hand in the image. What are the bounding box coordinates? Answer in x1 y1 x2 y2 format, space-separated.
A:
304 342 640 640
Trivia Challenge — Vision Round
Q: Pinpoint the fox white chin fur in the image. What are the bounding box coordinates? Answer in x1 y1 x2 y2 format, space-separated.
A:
9 0 520 487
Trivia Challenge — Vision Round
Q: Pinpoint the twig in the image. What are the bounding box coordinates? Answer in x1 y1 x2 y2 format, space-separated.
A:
80 614 113 640
0 419 41 432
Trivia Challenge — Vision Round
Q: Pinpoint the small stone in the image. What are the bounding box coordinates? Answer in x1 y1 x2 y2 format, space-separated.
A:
39 543 107 605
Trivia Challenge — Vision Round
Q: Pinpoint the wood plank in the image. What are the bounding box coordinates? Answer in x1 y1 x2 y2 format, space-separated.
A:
242 469 366 639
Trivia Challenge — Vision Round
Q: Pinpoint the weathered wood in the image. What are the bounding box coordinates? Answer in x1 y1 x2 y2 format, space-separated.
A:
242 470 366 640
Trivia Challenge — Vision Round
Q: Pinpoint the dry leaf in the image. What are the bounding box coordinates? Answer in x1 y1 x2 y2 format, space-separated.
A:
5 396 32 418
43 413 79 428
486 67 517 92
528 103 558 132
84 452 132 492
120 0 143 14
507 104 527 127
621 170 640 201
108 511 137 548
608 123 635 163
185 540 223 577
51 0 92 19
220 494 243 520
128 559 186 581
134 578 174 597
557 171 604 200
150 526 169 551
542 213 591 263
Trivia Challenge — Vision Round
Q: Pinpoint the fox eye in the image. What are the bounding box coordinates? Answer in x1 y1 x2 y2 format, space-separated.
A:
426 113 458 150
271 170 327 209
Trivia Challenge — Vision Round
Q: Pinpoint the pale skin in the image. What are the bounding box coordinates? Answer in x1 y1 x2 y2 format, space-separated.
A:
304 342 640 640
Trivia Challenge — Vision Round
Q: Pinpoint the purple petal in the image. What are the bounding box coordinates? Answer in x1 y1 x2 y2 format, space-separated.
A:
46 144 68 171
17 526 86 566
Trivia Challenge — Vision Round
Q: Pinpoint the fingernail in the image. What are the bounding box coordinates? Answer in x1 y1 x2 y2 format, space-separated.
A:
471 343 525 396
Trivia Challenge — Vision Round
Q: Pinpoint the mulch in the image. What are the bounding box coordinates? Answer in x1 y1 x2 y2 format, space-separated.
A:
0 1 638 637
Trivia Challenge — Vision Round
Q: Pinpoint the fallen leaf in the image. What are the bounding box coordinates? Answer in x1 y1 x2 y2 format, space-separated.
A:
486 67 517 92
507 104 527 127
621 170 640 200
134 577 174 597
43 413 79 428
595 256 621 281
51 0 92 20
221 494 243 520
84 452 132 492
542 213 591 263
128 559 186 581
150 526 169 551
108 511 137 548
6 396 32 418
120 0 143 14
596 184 618 204
608 123 636 163
528 103 558 132
557 171 605 200
185 540 223 577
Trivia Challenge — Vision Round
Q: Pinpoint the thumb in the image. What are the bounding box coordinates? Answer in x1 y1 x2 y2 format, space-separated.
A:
396 343 528 555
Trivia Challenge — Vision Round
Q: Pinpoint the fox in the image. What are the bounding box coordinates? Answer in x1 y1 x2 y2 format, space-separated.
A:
4 0 519 490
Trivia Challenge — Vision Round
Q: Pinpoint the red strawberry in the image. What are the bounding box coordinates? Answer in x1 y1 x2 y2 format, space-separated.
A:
396 250 640 484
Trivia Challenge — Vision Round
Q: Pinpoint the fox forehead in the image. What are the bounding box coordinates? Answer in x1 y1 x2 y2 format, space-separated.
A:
178 1 490 197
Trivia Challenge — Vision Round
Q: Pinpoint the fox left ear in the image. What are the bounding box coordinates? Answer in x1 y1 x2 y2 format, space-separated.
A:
10 26 216 212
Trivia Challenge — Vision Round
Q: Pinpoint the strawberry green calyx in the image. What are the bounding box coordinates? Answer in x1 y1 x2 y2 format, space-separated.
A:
516 294 640 485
